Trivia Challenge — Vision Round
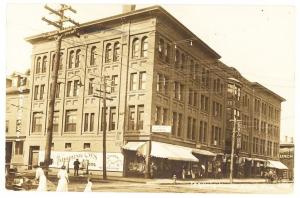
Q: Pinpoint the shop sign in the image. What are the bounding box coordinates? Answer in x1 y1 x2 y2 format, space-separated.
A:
279 154 293 159
38 151 124 171
152 125 171 133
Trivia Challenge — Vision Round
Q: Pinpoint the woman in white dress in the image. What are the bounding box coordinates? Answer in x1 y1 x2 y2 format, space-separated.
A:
56 166 69 192
84 178 93 192
35 163 47 191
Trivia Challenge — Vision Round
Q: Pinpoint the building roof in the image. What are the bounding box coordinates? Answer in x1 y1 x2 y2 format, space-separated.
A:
25 5 221 59
251 82 286 102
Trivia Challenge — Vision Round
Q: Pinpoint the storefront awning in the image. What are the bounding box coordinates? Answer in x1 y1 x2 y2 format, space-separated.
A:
192 149 216 157
252 158 266 162
150 141 198 162
122 141 199 162
122 142 145 151
267 160 288 170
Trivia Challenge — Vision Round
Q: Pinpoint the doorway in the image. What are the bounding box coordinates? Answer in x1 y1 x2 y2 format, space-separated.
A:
28 146 40 170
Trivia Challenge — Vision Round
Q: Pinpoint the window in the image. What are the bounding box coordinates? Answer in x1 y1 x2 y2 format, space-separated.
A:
111 75 118 93
162 108 168 125
34 85 39 100
84 113 89 132
177 113 183 137
65 143 72 149
55 83 60 98
199 121 208 143
109 107 117 131
155 106 161 125
139 72 146 90
73 80 80 96
113 42 120 61
36 57 41 74
39 84 45 100
68 50 74 68
165 43 171 63
188 89 193 105
53 111 59 133
211 126 221 146
137 105 144 130
51 54 56 71
175 50 180 67
15 141 23 155
59 52 63 70
67 81 72 97
172 112 177 136
105 43 112 63
32 112 42 133
42 56 47 73
90 46 97 65
201 95 209 112
88 78 94 95
128 106 135 130
90 113 95 131
158 39 164 58
132 38 139 58
84 143 91 150
174 81 184 101
130 73 138 91
75 49 81 68
181 54 185 70
65 110 77 132
192 118 196 140
6 120 9 133
141 37 148 57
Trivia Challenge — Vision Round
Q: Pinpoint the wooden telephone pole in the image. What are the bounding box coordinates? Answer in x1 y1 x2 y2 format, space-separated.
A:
42 4 79 176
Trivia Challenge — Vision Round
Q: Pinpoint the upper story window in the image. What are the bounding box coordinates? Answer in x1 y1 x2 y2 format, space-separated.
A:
65 109 77 132
175 49 180 67
75 49 81 68
42 56 47 73
51 52 63 71
158 38 164 58
165 43 171 63
132 38 139 58
90 46 97 65
32 112 43 133
141 36 148 58
105 43 112 63
181 54 186 70
68 50 75 69
113 42 121 62
35 57 41 74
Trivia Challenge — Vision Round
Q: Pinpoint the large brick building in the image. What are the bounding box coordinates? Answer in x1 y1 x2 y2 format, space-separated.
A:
22 5 285 178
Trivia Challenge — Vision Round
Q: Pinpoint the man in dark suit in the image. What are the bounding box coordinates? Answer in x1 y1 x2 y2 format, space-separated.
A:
73 159 80 176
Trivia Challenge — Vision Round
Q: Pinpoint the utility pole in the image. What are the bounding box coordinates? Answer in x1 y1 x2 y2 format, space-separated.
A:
93 76 112 180
42 4 79 176
229 113 236 184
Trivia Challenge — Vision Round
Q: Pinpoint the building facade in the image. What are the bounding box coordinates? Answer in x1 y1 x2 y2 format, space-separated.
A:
24 5 285 178
280 137 294 180
6 72 30 170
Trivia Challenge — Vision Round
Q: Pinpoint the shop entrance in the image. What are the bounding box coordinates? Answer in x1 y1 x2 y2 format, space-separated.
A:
28 146 40 170
5 142 13 165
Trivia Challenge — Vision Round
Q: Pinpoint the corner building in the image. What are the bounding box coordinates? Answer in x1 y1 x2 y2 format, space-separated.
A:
25 6 285 178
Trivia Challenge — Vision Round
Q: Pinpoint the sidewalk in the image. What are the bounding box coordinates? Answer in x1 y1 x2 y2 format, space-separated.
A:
22 169 293 185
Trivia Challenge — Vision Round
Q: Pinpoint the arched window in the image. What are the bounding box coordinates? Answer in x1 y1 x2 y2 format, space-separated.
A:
158 39 164 58
141 37 148 58
132 38 139 58
113 42 120 62
105 43 112 63
36 57 41 74
42 56 47 73
90 46 97 65
69 50 74 68
175 50 180 67
75 49 81 68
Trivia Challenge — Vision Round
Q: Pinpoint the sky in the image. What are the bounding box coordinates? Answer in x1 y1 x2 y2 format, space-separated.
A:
3 0 297 141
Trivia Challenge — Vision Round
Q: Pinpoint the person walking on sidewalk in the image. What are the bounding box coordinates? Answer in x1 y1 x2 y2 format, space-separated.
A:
56 166 69 192
35 162 47 191
73 159 80 176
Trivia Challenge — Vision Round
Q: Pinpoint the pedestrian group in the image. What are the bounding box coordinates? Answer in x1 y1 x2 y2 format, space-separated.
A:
35 159 92 192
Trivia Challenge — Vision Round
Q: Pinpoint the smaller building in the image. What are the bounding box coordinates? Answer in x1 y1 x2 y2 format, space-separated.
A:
6 71 30 171
280 137 294 180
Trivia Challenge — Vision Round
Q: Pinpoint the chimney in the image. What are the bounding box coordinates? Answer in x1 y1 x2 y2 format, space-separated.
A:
122 5 136 13
285 136 288 143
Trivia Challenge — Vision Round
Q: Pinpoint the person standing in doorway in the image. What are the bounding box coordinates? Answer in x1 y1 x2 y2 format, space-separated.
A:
73 159 80 176
56 166 69 192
